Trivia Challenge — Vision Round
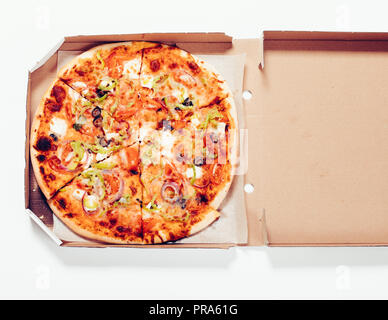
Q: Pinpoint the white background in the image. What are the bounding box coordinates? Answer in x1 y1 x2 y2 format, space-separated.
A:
2 0 388 299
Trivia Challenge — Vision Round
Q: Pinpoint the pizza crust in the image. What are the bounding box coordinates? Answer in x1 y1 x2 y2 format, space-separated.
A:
189 207 221 236
57 41 156 81
48 199 144 245
209 96 239 210
30 80 62 199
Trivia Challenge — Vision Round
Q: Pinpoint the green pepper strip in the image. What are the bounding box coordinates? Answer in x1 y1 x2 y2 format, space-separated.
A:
190 163 196 185
90 94 108 103
81 169 106 200
96 51 105 69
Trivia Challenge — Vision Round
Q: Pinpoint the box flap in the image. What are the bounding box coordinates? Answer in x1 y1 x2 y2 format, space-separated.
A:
259 32 388 245
264 30 388 41
64 32 233 43
59 33 233 51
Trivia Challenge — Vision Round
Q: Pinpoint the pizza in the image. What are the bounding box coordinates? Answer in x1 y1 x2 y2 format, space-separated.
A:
30 41 238 244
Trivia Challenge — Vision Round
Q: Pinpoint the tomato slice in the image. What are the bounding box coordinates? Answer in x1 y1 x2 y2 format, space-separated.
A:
105 52 123 79
121 147 139 170
103 172 121 197
59 143 74 166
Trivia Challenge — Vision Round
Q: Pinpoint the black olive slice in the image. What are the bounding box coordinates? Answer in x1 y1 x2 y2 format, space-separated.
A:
93 116 103 128
91 107 102 118
194 156 204 167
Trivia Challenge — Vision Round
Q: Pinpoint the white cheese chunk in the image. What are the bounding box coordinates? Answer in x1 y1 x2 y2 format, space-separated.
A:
217 122 226 134
140 74 155 89
83 194 99 211
191 117 200 128
68 89 80 101
72 81 87 88
160 131 177 158
123 58 141 78
72 189 85 201
186 166 203 179
49 117 67 138
96 153 106 161
105 132 119 140
139 123 155 142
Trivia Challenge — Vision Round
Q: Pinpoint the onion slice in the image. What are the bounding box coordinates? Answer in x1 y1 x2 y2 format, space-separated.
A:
193 178 210 189
52 140 89 172
161 181 180 204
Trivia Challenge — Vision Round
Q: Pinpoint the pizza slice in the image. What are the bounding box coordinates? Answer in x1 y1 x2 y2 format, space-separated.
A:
31 80 99 198
90 75 142 147
156 97 237 209
48 145 143 244
58 42 153 99
140 44 231 108
140 156 220 244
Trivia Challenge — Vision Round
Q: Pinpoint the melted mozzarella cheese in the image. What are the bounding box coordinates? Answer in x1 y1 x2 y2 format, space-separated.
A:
96 153 106 161
68 88 80 101
140 74 155 89
72 189 85 201
160 131 177 158
190 117 200 128
83 194 99 211
186 166 203 179
123 58 141 78
139 123 155 142
50 118 67 138
72 81 87 88
105 132 119 140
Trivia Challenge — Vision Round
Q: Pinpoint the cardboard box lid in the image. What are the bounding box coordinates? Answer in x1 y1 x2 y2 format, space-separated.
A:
255 31 388 245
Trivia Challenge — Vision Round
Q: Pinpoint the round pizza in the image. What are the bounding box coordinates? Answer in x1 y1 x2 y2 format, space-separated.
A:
30 41 238 244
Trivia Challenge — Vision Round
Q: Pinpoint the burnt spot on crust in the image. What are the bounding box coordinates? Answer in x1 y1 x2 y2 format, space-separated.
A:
99 221 108 227
196 193 209 204
64 213 75 218
35 137 52 152
37 154 46 162
45 99 61 112
58 198 66 209
114 233 125 238
109 218 117 226
200 96 222 109
144 44 162 54
169 232 174 239
169 62 178 69
116 226 131 233
150 59 160 72
51 85 66 104
41 171 56 184
187 61 200 74
75 69 85 76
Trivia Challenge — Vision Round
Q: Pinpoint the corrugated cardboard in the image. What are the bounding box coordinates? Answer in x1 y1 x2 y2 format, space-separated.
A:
26 31 388 248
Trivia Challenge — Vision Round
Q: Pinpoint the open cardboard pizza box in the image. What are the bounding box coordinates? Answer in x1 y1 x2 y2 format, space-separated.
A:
25 31 388 248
